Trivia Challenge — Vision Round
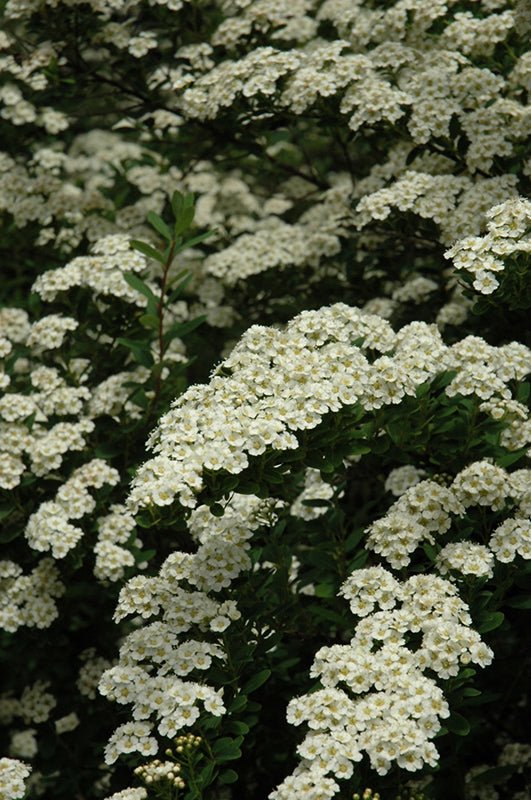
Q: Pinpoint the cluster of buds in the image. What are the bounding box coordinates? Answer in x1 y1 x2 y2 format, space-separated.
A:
353 790 381 800
173 734 202 754
134 759 185 790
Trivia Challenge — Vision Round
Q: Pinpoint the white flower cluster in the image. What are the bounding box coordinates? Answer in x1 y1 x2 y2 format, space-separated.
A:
367 461 530 571
32 234 149 305
100 493 277 760
25 314 78 351
445 197 531 294
204 217 342 285
355 171 518 245
88 367 151 421
0 559 65 632
271 571 492 799
490 517 531 563
100 677 224 763
77 648 115 700
129 305 529 515
103 788 147 800
0 758 31 800
94 504 139 582
436 542 494 579
25 459 120 558
384 465 426 497
54 712 80 734
0 681 56 727
9 728 38 759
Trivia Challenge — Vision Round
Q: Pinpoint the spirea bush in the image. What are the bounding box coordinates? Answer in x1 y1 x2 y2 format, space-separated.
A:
0 0 530 799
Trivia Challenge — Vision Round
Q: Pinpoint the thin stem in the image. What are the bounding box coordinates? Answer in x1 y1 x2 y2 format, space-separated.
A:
146 238 177 421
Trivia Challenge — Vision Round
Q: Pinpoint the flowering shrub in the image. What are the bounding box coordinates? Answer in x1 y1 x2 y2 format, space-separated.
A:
0 0 530 799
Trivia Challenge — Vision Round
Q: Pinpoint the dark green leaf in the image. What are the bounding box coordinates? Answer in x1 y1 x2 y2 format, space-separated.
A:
446 712 471 736
0 525 21 543
506 595 531 609
477 611 504 633
147 210 173 241
219 769 238 785
241 669 271 695
212 737 242 762
227 695 248 713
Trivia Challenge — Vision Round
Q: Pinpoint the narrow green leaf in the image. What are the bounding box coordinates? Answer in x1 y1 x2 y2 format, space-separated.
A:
175 205 195 236
171 190 185 219
241 669 271 695
147 211 173 242
123 273 159 315
167 272 193 304
163 315 207 346
130 239 165 264
175 229 215 253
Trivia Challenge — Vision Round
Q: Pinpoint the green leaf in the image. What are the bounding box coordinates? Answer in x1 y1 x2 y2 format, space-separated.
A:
227 695 247 713
0 525 21 543
314 583 335 598
123 273 159 315
226 721 249 735
496 448 527 468
130 239 165 264
423 542 438 562
139 314 159 330
219 769 238 785
477 611 504 633
212 737 242 762
446 712 471 736
116 338 154 368
470 765 516 785
167 272 193 303
147 210 173 241
348 443 371 456
163 315 207 346
175 205 195 236
171 190 185 218
241 669 271 695
176 229 215 252
197 761 216 788
0 503 16 523
462 688 482 697
133 548 156 563
506 595 531 609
